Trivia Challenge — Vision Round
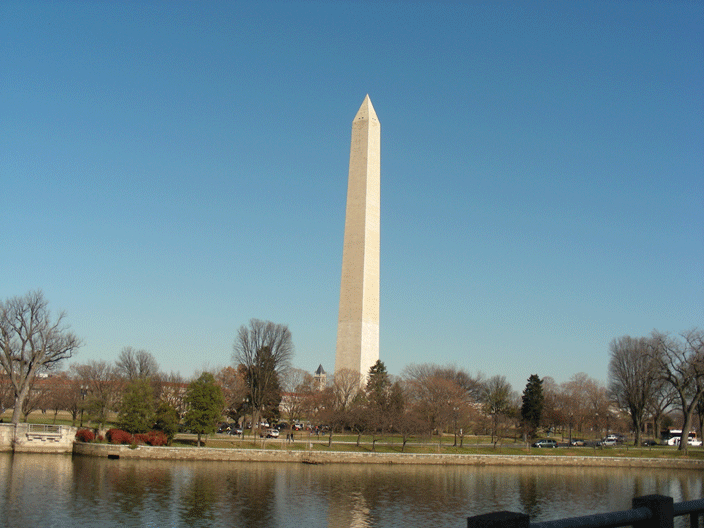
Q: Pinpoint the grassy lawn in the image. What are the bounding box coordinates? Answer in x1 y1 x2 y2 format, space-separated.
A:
8 410 702 461
172 433 704 460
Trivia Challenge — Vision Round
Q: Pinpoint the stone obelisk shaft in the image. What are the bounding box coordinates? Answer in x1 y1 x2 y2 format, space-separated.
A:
335 95 380 381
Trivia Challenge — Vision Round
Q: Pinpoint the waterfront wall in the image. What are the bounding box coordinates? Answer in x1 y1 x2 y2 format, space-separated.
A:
73 442 704 469
0 423 77 453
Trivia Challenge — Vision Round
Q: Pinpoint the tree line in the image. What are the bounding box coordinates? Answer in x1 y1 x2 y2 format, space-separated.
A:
1 291 702 452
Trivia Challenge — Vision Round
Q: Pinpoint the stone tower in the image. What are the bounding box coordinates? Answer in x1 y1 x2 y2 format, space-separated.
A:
334 95 380 381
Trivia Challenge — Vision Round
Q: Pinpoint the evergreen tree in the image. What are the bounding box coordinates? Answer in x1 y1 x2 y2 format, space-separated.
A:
184 372 225 447
365 360 394 450
521 374 544 439
117 378 155 434
154 400 180 444
366 360 391 410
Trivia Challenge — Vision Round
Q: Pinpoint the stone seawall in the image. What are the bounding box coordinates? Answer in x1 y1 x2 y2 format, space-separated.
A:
0 423 77 453
72 442 704 469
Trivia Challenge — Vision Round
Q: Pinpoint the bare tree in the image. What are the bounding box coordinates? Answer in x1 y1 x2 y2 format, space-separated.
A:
402 363 479 441
561 373 593 435
280 368 315 424
0 372 13 416
0 291 82 424
332 368 362 412
282 367 313 394
115 347 159 381
651 329 704 453
20 372 52 421
540 376 566 435
480 375 514 445
44 370 83 425
215 365 249 424
232 319 294 431
608 336 660 445
585 377 613 435
71 360 122 428
646 379 676 441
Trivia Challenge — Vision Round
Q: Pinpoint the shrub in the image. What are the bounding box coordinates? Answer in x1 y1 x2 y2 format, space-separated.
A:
106 428 133 445
75 429 95 442
134 430 169 446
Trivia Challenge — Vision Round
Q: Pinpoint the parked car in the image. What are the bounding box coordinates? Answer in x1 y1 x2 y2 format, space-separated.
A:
261 428 279 438
606 433 627 443
229 427 243 436
598 438 616 447
532 439 558 448
569 438 585 446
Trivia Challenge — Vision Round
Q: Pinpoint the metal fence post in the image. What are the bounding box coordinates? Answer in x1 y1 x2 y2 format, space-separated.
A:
466 511 530 528
632 494 674 528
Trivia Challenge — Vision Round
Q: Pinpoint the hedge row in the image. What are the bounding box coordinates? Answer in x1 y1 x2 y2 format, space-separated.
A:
75 428 168 446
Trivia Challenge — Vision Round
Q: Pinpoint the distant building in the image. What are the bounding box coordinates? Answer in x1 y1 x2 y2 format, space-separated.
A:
313 364 327 391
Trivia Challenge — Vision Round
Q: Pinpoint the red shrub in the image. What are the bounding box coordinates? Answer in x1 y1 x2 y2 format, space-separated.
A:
75 429 95 442
106 428 133 445
134 431 168 446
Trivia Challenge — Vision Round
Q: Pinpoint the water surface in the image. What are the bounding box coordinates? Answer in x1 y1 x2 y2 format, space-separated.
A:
1 453 701 527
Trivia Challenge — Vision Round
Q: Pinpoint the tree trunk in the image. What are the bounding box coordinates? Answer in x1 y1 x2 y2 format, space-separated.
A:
677 391 704 454
632 414 643 446
197 432 202 447
11 386 30 424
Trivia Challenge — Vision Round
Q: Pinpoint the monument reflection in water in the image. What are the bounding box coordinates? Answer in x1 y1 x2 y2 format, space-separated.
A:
1 454 702 527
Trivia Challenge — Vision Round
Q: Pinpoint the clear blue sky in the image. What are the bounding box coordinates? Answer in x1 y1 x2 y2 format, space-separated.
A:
2 1 702 393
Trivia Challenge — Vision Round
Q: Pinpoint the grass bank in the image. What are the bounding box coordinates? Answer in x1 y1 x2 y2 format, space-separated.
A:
173 433 704 461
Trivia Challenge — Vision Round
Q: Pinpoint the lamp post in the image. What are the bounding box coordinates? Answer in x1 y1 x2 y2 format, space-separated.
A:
453 406 459 447
79 386 88 427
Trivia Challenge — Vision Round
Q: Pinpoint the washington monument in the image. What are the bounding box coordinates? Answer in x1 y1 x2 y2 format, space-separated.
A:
334 95 380 381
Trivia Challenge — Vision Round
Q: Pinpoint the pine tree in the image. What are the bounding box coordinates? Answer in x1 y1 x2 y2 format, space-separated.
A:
366 360 391 410
521 374 544 439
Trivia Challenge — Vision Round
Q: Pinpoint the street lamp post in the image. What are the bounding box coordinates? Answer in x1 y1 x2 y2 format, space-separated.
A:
79 386 88 427
453 407 459 447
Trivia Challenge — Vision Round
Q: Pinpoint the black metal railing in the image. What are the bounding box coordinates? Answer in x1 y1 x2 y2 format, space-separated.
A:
466 494 704 528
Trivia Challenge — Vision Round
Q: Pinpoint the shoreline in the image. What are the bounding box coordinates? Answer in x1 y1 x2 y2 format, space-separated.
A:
72 442 704 469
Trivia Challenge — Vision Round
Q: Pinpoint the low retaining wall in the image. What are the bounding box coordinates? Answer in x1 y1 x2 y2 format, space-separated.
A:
72 442 704 469
0 423 77 453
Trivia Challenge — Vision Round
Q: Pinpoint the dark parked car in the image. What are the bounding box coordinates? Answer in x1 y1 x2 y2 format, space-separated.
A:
532 439 558 448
